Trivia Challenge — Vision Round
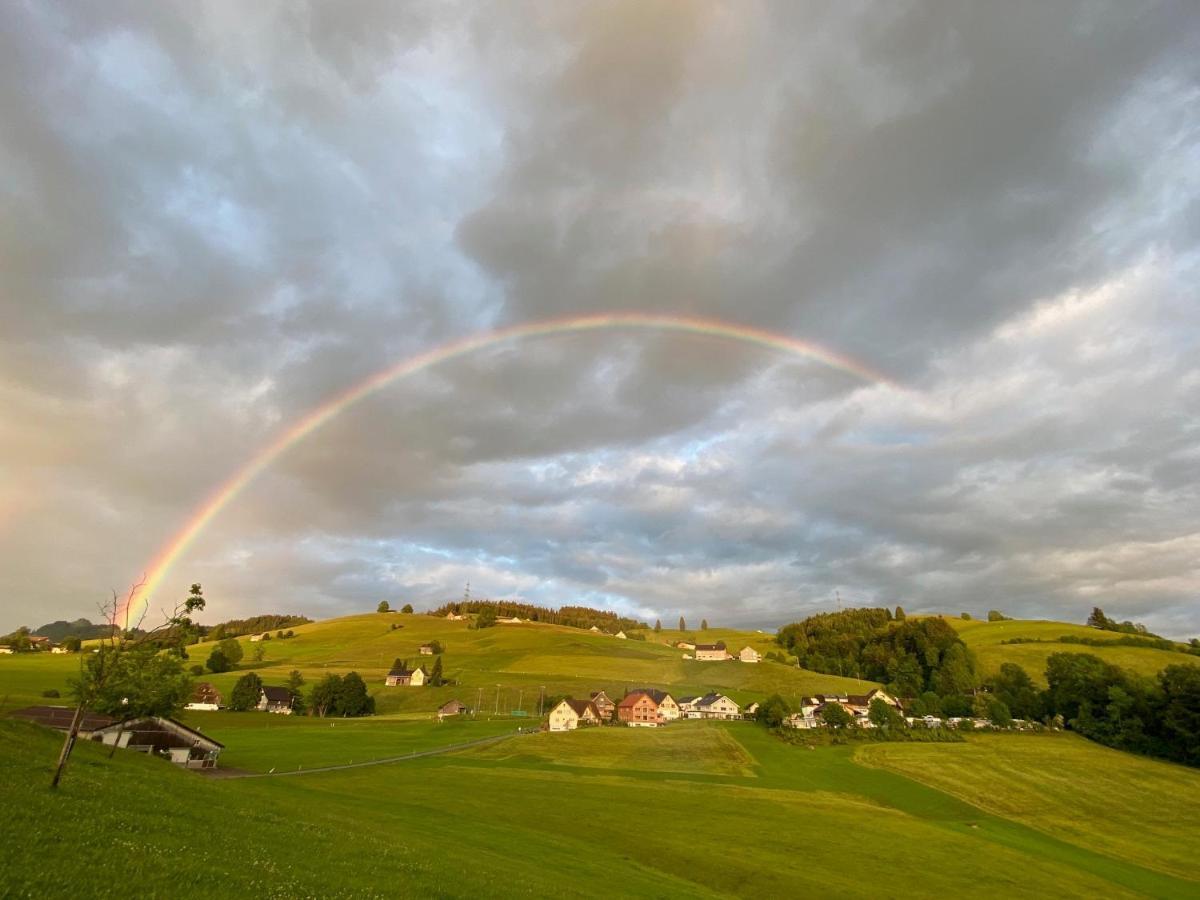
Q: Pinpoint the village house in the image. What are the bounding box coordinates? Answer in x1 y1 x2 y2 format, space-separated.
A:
617 691 663 727
676 696 699 716
738 646 761 663
548 698 601 732
588 625 601 633
257 686 295 714
787 689 904 729
50 644 69 654
444 611 465 621
185 682 222 711
438 699 469 719
92 717 224 769
248 632 270 642
629 688 680 720
613 630 627 639
386 661 427 686
692 693 741 720
419 644 435 655
744 701 760 719
589 690 616 721
28 636 51 651
694 641 730 661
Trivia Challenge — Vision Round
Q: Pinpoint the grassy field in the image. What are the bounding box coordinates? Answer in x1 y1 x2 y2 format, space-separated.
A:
3 717 1197 898
944 617 1194 684
857 732 1200 881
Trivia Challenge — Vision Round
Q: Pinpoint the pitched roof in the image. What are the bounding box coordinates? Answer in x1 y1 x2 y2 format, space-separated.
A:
589 690 613 703
629 688 675 705
388 664 425 677
439 699 468 713
8 705 115 733
261 686 293 703
91 716 225 751
563 698 600 718
696 692 737 709
694 642 727 652
617 691 657 710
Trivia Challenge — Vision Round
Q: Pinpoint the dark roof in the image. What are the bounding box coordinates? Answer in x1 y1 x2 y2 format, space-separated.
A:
388 664 425 677
562 698 599 718
676 695 698 704
617 691 656 709
694 642 726 651
696 692 737 709
8 705 115 733
92 716 224 751
261 686 293 703
439 699 468 713
589 690 613 702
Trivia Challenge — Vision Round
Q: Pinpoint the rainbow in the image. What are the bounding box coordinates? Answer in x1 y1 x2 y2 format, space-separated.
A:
123 312 896 622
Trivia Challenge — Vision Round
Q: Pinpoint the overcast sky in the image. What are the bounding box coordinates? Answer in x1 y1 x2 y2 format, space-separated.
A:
2 1 1198 637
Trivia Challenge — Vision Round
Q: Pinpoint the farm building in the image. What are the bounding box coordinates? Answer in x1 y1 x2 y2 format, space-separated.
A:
617 691 663 727
257 686 295 714
498 616 523 624
386 662 427 686
91 717 224 769
50 645 69 654
588 625 601 633
419 644 435 655
185 682 222 711
588 690 616 720
675 640 695 650
738 646 761 663
438 699 469 719
548 698 601 732
613 630 627 639
444 611 465 621
0 646 12 654
694 642 729 661
248 632 270 642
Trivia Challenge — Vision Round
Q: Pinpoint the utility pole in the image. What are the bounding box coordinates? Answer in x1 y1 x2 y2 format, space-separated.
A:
475 686 482 718
517 689 523 714
494 683 501 716
538 685 545 717
836 589 842 612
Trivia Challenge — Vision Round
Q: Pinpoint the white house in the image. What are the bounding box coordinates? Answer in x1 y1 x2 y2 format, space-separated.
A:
694 642 729 661
185 682 222 711
613 630 627 639
588 625 601 633
738 646 761 663
0 646 13 654
50 645 69 655
249 632 269 642
257 686 295 714
692 693 741 720
386 662 427 686
548 698 601 731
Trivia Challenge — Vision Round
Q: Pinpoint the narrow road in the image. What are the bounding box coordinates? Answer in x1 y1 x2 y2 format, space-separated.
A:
219 728 530 779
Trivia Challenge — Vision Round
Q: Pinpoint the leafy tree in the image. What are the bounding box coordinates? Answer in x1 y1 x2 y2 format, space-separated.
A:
287 669 305 693
377 600 390 613
960 612 972 620
428 640 444 655
987 610 1008 622
894 606 906 621
217 637 244 667
941 694 974 718
991 663 1042 719
252 643 266 663
868 697 903 729
932 643 979 696
63 637 82 652
401 603 413 614
701 619 708 631
205 647 230 674
474 606 497 629
821 702 854 729
911 692 942 717
678 616 686 632
986 697 1013 728
73 645 194 719
334 672 375 717
430 655 444 687
229 672 264 711
1159 664 1200 766
189 664 205 676
43 689 60 698
1087 607 1113 629
654 619 662 633
756 694 792 728
309 674 341 718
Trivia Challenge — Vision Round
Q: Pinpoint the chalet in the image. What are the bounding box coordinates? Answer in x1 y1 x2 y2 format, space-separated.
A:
744 701 760 719
589 625 601 633
617 691 663 727
8 705 116 735
694 642 729 661
548 698 601 732
676 696 699 716
91 717 224 769
185 682 222 711
692 693 741 720
445 611 466 621
257 686 295 714
419 644 435 655
589 690 617 721
438 699 469 719
629 688 680 720
738 646 761 663
613 630 627 640
386 662 427 687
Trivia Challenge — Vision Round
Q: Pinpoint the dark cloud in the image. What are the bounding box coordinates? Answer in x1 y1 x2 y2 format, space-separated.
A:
1 1 1198 637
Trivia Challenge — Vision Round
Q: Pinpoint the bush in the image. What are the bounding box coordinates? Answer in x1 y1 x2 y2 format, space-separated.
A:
189 664 205 676
229 672 264 711
401 604 413 614
42 689 60 698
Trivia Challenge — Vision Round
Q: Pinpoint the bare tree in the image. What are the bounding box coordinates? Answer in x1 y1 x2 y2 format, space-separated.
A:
51 580 205 789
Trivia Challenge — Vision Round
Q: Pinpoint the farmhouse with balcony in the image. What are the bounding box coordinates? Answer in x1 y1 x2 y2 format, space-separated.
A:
548 698 601 732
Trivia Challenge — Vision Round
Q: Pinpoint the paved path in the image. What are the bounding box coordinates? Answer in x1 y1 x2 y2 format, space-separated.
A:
220 729 530 779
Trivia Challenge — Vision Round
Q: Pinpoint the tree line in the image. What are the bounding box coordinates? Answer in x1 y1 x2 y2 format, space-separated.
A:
428 599 645 633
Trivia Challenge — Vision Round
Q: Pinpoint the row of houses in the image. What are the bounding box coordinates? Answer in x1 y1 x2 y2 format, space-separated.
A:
0 635 72 654
783 689 902 729
548 688 747 731
183 682 296 714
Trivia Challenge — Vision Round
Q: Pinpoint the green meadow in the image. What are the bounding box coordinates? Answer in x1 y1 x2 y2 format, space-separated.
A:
3 716 1198 898
3 613 1198 897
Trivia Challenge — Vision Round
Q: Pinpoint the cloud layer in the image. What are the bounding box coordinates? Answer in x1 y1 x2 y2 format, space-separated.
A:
2 1 1198 636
